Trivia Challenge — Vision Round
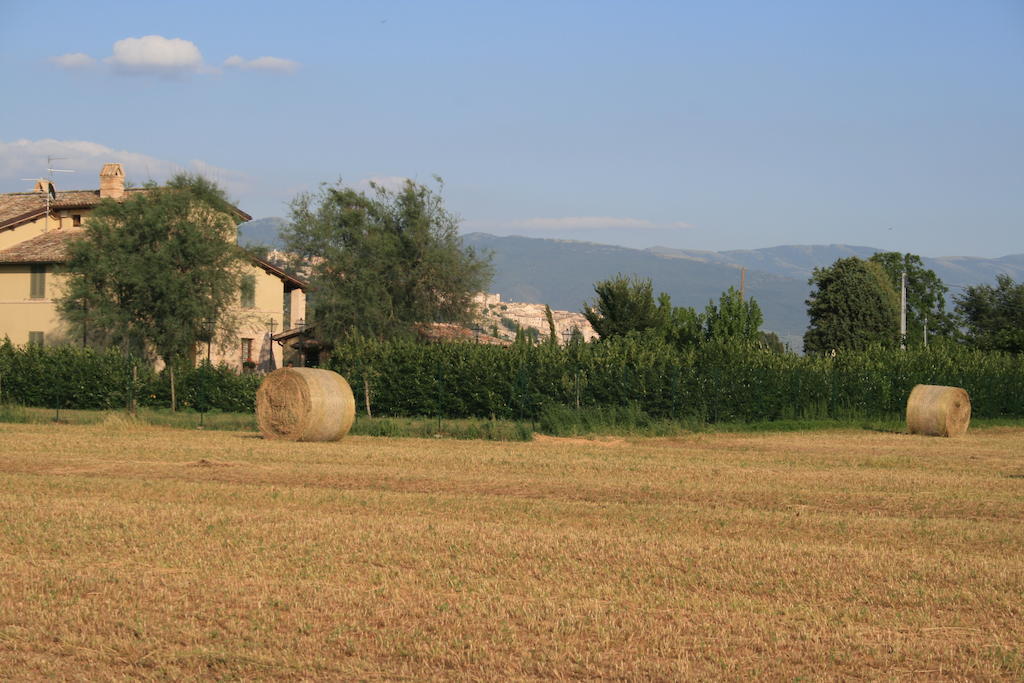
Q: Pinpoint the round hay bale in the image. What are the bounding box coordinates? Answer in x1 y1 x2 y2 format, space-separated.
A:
256 368 356 441
906 384 971 437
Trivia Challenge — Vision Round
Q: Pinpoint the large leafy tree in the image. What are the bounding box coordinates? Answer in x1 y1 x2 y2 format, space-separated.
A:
582 274 669 339
58 174 247 408
661 298 704 349
803 257 899 353
583 276 771 350
955 274 1024 353
283 178 492 344
868 251 956 345
703 286 763 344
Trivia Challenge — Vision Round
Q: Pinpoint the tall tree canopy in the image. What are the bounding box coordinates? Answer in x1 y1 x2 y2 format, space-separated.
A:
58 174 246 364
661 297 704 350
283 179 492 344
582 274 668 339
583 275 771 350
868 251 956 345
703 286 763 344
803 257 899 353
955 274 1024 353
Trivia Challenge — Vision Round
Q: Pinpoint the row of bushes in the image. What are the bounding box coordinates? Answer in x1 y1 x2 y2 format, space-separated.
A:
0 340 260 413
1 337 1021 422
329 337 1023 422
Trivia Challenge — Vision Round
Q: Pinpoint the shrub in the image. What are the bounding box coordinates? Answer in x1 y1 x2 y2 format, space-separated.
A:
1 337 1021 423
0 339 258 413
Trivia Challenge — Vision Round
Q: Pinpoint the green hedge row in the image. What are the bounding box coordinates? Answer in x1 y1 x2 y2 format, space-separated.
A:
0 340 260 412
329 337 1024 422
1 337 1021 422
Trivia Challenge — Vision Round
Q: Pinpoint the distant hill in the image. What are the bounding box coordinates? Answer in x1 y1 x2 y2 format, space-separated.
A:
649 244 882 280
651 244 1024 289
234 220 1023 350
238 217 287 249
463 233 1024 350
923 254 1024 292
462 233 811 348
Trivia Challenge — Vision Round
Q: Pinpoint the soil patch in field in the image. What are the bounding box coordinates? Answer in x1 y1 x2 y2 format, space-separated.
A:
188 458 234 468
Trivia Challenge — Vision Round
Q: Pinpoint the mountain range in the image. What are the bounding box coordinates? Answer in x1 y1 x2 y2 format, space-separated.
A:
238 217 288 249
238 219 1024 350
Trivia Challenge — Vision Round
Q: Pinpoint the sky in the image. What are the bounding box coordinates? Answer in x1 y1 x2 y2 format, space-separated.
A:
1 0 1021 257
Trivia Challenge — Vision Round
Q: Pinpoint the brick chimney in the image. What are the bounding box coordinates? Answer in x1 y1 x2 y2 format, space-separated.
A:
33 178 56 197
99 163 125 199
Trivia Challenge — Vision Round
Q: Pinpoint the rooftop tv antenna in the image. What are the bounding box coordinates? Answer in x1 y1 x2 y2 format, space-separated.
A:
20 155 75 231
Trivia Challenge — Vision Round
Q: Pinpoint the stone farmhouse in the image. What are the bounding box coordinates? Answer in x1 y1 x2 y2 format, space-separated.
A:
0 164 306 370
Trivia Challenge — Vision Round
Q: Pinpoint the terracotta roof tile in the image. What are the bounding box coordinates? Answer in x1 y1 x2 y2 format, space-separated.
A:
0 186 250 231
0 229 86 264
0 188 150 231
0 228 306 289
251 255 308 289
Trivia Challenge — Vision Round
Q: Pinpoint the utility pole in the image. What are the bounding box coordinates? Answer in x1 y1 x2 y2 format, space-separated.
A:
202 318 215 364
923 316 928 348
900 270 907 350
739 268 746 301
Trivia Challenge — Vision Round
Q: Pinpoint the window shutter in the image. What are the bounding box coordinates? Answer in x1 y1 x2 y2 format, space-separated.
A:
30 266 46 299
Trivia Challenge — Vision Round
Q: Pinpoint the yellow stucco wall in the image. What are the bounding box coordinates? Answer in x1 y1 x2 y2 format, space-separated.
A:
2 217 46 252
207 263 305 370
1 210 92 346
0 261 304 373
286 288 306 329
0 265 71 346
0 261 304 369
1 198 305 368
0 211 86 251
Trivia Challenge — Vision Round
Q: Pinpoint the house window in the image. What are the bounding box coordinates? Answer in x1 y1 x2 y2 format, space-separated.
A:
240 275 256 309
72 214 82 227
30 265 46 299
241 338 254 365
28 331 44 346
283 290 292 330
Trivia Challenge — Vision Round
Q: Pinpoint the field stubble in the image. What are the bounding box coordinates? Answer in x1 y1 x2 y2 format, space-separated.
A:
0 423 1022 679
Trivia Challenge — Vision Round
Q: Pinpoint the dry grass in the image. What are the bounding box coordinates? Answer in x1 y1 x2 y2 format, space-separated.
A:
1 423 1022 679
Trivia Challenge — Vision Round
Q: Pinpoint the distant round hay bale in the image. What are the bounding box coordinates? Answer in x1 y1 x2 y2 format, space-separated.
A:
256 368 356 441
906 384 971 437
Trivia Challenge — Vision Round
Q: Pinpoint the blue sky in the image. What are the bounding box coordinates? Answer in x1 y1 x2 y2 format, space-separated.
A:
1 0 1021 257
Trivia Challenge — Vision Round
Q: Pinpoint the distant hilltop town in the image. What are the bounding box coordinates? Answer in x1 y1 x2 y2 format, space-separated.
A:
261 249 597 346
473 293 597 345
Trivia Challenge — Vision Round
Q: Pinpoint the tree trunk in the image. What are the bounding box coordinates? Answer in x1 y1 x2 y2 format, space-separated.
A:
169 362 177 412
364 377 372 418
129 363 138 415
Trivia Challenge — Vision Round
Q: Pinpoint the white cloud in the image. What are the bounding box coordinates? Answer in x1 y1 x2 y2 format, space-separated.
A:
50 53 96 69
224 55 299 73
48 36 297 78
0 139 250 199
105 35 208 76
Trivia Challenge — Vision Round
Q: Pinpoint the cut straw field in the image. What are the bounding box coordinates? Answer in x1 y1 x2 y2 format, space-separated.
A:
1 422 1022 679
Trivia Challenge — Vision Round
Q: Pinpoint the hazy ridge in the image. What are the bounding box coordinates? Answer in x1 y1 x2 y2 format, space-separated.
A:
239 219 1023 348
